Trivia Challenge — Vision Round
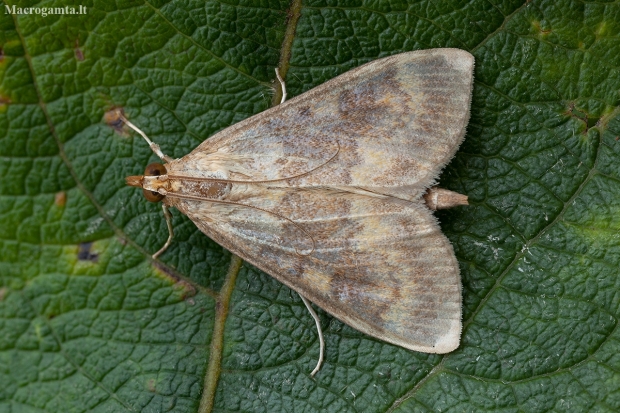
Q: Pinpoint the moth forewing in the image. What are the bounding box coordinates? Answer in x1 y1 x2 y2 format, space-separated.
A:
123 48 474 355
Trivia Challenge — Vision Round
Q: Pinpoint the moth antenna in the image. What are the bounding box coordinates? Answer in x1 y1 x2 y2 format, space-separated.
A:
299 295 325 377
162 191 316 256
275 68 287 104
118 112 174 163
167 142 341 185
152 204 174 259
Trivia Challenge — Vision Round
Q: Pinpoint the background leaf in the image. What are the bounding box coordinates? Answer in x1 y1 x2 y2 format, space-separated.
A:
1 0 619 412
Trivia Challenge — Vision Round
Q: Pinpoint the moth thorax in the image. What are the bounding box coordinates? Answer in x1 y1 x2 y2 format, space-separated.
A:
179 180 231 200
141 174 169 202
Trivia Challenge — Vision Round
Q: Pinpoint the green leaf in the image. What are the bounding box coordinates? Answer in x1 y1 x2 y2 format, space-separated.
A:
1 0 620 412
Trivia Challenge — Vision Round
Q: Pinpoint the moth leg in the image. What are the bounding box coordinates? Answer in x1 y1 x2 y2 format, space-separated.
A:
152 204 174 259
118 111 174 163
299 294 325 376
275 68 287 104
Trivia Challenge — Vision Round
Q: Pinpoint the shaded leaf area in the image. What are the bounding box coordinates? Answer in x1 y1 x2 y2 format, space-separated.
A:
1 0 620 413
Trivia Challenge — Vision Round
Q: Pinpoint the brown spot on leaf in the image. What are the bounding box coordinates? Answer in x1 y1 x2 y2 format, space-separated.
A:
55 191 66 207
566 103 596 134
532 21 551 34
152 262 197 300
153 261 178 279
0 287 6 301
104 107 125 134
178 281 197 300
74 40 84 61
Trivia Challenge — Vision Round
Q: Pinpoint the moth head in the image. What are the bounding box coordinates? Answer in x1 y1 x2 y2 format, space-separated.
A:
126 162 168 203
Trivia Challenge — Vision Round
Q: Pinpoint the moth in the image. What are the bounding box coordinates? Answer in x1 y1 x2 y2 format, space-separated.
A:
120 48 474 369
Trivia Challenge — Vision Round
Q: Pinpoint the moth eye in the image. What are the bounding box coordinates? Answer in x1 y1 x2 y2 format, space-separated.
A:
143 188 165 203
144 162 167 176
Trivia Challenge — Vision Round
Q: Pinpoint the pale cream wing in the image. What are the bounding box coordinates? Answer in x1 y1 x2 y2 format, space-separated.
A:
170 186 461 353
170 48 474 201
